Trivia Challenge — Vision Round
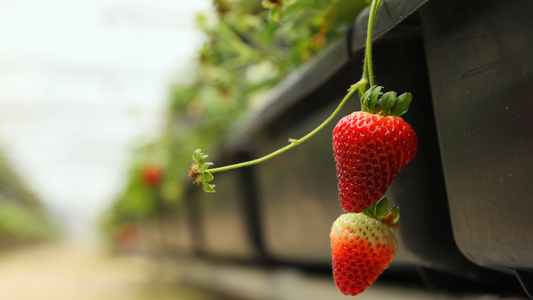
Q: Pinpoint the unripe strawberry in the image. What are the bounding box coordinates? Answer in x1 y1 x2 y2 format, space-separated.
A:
330 200 398 296
333 86 417 212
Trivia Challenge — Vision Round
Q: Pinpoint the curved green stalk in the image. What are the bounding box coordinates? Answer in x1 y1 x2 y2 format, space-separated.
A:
361 0 383 91
208 79 367 174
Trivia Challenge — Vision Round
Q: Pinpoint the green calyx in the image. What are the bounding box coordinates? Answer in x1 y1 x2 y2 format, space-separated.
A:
189 149 216 193
362 197 400 231
360 85 413 117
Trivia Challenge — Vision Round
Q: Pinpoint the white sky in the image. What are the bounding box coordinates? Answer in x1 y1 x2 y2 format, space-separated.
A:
0 0 211 240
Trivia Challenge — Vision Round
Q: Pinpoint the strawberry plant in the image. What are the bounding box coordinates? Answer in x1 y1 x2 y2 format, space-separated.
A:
188 0 417 296
105 0 416 295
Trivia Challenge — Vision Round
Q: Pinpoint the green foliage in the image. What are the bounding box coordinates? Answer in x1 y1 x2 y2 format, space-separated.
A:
0 197 55 242
0 152 41 208
0 151 55 243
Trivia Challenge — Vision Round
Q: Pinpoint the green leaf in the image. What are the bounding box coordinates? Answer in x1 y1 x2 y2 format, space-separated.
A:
269 7 281 23
369 86 383 112
363 202 377 217
193 149 209 165
390 92 412 117
202 181 216 193
360 87 413 117
380 91 396 115
375 197 389 219
262 0 284 23
262 0 279 9
200 162 214 172
192 149 202 162
203 171 214 182
361 85 383 113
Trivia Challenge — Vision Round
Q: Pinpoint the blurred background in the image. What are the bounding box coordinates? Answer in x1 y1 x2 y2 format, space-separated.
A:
0 0 210 241
0 0 212 299
0 0 351 299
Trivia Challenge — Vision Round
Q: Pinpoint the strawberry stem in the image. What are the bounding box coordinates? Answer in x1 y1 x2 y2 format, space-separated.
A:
361 0 383 95
208 79 366 174
190 79 367 192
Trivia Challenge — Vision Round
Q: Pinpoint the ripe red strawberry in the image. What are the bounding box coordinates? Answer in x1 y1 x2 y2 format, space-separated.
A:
330 198 399 296
141 164 162 189
333 86 417 212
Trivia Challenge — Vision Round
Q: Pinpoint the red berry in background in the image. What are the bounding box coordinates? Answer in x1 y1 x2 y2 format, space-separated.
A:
333 86 417 212
330 204 398 296
141 164 162 188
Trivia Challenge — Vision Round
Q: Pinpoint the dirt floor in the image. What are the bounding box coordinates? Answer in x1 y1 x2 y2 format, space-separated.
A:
0 242 526 300
0 242 206 300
